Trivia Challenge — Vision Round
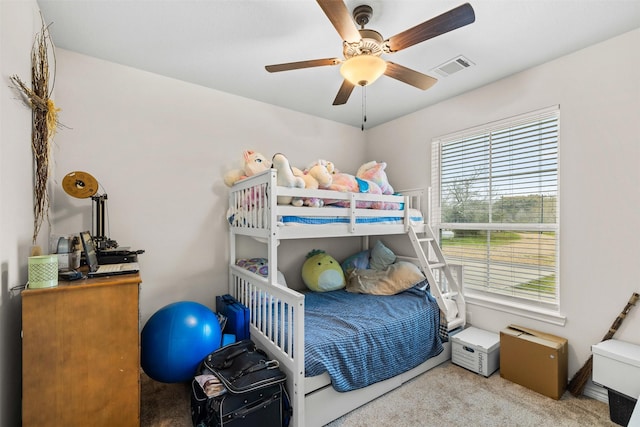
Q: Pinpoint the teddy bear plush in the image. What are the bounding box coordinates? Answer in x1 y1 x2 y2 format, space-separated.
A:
271 153 305 205
292 167 318 190
223 150 271 187
308 159 336 175
285 162 334 208
306 163 333 189
304 159 384 207
291 166 324 207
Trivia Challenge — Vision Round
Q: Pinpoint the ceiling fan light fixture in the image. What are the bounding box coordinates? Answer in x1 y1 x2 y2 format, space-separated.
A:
340 55 387 86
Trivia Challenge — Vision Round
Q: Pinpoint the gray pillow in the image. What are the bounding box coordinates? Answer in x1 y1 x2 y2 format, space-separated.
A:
369 240 396 270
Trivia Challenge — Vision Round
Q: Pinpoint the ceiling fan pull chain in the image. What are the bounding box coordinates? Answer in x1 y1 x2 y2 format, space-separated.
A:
361 86 367 131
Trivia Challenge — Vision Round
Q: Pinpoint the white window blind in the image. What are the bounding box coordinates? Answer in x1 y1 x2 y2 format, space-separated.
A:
432 106 559 310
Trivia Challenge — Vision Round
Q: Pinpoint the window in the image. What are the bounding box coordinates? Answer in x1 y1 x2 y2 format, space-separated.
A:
431 106 560 314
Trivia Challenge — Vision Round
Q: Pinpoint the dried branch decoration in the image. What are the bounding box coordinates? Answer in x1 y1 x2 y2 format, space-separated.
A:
10 18 60 244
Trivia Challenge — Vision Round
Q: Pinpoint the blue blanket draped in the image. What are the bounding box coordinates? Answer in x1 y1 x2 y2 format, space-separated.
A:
303 284 443 392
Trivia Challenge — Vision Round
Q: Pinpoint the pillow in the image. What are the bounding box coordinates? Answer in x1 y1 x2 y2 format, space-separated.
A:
235 258 288 287
369 240 396 270
341 250 370 276
236 258 268 276
345 261 426 295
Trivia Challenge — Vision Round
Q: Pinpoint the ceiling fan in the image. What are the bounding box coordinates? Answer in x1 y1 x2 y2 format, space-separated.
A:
265 1 475 106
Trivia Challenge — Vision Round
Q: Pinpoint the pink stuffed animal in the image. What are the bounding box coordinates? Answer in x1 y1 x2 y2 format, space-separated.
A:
323 172 384 209
356 161 395 195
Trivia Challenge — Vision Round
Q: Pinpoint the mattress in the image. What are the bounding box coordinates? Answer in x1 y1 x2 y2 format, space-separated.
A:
278 208 423 226
303 283 443 392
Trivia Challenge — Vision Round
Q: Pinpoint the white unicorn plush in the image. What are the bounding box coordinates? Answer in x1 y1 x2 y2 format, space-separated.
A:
223 150 271 187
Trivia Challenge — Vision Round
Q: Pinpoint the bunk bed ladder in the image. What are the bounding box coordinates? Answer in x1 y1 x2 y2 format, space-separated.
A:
408 225 466 331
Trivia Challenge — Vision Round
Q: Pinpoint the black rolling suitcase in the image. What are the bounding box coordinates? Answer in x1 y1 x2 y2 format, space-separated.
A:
191 340 290 427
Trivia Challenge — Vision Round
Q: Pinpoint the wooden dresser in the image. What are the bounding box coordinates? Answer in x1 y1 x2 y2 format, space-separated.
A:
22 273 142 427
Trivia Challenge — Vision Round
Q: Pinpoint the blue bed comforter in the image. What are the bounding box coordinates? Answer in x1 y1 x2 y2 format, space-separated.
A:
303 284 443 392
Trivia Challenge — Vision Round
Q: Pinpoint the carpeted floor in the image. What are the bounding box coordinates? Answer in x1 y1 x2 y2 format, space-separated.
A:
140 361 617 426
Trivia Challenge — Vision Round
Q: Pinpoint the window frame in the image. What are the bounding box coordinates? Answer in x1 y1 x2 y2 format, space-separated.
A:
431 105 565 325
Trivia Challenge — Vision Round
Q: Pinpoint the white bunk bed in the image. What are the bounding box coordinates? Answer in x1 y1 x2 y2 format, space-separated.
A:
227 169 465 427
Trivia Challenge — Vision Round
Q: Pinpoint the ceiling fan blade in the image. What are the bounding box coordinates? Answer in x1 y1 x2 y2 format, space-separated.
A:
317 0 361 43
384 62 437 90
385 3 475 52
265 58 341 73
332 80 355 105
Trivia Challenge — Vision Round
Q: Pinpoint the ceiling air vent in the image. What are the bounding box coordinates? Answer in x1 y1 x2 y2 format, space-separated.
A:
433 55 474 77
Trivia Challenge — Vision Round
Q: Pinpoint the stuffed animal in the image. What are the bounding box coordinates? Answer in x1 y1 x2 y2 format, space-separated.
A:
307 160 367 193
292 167 318 190
307 159 336 175
306 160 383 208
357 161 395 195
327 172 384 208
289 162 335 208
306 163 333 189
328 172 375 193
223 150 271 187
271 153 305 205
301 249 345 292
291 167 323 208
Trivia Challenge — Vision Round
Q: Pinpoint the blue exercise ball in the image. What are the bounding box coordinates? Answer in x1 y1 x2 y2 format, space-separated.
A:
141 301 221 383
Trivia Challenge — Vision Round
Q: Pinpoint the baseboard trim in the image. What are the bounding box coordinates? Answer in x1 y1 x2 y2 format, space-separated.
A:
583 382 608 403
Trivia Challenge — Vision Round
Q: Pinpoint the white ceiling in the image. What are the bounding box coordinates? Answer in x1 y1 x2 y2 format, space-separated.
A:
36 0 640 129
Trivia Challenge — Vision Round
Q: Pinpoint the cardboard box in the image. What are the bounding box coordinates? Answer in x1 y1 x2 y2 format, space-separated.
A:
451 327 500 377
499 324 568 399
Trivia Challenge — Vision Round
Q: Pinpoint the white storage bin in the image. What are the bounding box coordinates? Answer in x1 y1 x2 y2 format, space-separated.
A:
451 326 500 377
592 339 640 426
592 339 640 399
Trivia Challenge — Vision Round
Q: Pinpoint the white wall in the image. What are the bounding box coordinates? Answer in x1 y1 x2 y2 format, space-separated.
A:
50 50 367 324
367 29 640 378
3 4 638 422
0 1 51 425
